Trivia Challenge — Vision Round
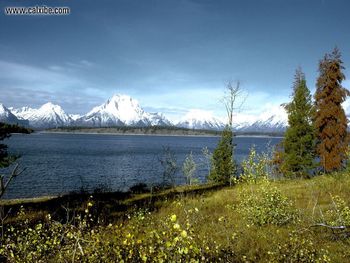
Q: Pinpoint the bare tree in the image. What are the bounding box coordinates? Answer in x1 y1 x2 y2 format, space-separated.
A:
221 80 246 129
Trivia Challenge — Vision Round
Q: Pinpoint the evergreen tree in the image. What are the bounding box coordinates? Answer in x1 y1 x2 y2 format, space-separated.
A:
282 69 315 177
0 123 17 168
208 81 241 185
208 127 235 184
314 48 349 173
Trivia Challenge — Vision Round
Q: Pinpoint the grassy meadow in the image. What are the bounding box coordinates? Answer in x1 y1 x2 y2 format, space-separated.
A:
0 173 349 262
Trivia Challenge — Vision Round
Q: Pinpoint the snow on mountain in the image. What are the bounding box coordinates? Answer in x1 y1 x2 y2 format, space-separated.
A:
76 94 171 127
10 102 72 128
29 102 72 128
69 114 82 121
148 112 172 126
231 113 257 131
234 105 287 133
9 106 37 120
176 105 287 132
177 109 225 130
0 104 29 126
5 94 290 132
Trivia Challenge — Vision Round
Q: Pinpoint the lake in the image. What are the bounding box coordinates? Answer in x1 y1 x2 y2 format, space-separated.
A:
1 133 282 199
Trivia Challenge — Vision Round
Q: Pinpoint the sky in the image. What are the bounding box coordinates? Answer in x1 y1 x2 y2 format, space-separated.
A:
1 0 350 122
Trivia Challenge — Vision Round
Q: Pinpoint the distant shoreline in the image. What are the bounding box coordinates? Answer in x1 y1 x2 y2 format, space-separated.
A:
43 126 284 138
235 134 284 138
42 130 221 137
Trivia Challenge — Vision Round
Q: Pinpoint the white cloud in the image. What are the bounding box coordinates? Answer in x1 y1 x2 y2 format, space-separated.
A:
0 60 83 88
0 60 104 113
66 60 95 68
181 109 216 121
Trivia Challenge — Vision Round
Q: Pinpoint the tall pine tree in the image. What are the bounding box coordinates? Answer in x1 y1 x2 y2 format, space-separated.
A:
314 48 349 173
282 69 315 177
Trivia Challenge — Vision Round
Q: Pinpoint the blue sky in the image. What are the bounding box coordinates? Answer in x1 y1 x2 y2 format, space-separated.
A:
1 0 350 121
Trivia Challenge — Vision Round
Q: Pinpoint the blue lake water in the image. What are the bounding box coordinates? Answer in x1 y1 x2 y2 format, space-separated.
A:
1 133 282 199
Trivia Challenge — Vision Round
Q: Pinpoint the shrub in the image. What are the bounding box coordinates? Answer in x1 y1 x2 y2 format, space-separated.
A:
237 182 297 226
240 145 270 183
322 195 350 228
182 152 197 185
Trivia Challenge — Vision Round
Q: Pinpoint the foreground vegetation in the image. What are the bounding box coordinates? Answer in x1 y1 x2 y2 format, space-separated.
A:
0 173 349 262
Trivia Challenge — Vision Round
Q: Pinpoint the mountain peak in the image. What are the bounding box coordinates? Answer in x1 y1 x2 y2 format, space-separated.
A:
81 94 170 127
110 93 132 100
9 102 71 128
106 94 140 109
40 102 63 111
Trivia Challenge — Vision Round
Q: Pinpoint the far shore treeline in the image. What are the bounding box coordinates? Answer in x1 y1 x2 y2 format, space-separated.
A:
46 125 284 137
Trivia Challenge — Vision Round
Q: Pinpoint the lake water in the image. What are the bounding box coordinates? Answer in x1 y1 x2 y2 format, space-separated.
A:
1 133 282 199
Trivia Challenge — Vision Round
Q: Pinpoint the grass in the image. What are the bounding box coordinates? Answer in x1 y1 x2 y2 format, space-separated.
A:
147 175 350 262
1 174 350 262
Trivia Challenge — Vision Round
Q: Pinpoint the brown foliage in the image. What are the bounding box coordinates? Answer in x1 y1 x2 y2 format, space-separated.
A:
314 47 350 173
271 141 286 177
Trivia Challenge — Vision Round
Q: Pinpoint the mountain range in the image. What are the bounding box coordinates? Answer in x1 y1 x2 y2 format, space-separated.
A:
1 94 288 132
0 104 29 126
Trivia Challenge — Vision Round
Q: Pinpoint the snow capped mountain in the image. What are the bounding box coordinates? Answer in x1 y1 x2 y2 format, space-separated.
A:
175 106 287 132
0 104 29 126
177 109 225 130
4 94 289 132
76 94 171 127
234 105 288 133
7 95 171 129
31 102 72 128
10 102 72 128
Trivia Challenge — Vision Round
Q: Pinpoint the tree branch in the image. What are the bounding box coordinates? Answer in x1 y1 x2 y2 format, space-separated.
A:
310 223 348 230
0 163 26 199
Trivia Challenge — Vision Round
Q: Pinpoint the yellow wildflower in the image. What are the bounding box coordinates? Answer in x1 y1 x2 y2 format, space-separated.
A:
170 214 177 222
